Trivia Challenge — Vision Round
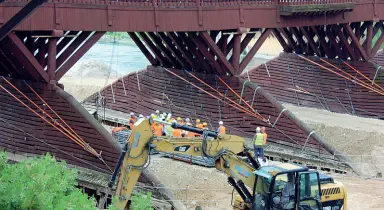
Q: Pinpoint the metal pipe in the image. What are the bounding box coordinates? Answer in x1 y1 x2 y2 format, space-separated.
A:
153 119 219 138
237 77 362 176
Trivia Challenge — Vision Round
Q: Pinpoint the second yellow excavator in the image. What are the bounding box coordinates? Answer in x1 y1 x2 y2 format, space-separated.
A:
108 118 347 210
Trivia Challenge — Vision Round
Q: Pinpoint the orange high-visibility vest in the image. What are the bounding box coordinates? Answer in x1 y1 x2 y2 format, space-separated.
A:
112 127 127 135
173 129 182 137
152 123 163 136
218 126 226 134
129 117 137 129
196 123 203 129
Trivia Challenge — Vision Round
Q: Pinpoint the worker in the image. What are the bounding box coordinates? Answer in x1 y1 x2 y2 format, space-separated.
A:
261 127 268 145
172 120 182 137
217 121 226 134
177 117 184 125
195 119 203 129
273 173 296 209
185 118 195 137
152 121 163 137
253 127 265 158
166 113 172 120
202 122 208 130
195 119 203 137
164 119 174 137
112 126 128 135
153 110 160 119
128 112 136 130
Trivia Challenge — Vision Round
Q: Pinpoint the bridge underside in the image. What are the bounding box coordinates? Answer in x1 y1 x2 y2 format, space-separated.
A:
248 52 384 119
83 67 335 158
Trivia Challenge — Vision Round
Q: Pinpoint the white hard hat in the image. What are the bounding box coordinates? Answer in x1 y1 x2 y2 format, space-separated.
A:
256 127 261 132
185 118 190 122
151 113 155 117
219 121 223 125
130 112 134 116
139 114 144 118
167 113 172 118
155 110 160 114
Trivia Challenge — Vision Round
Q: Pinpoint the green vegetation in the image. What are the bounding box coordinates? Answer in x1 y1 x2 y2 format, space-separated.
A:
130 192 153 210
373 31 384 50
0 152 153 210
0 153 96 210
101 32 133 44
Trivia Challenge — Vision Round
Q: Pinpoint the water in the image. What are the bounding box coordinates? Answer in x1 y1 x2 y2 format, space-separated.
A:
70 40 272 78
74 41 150 77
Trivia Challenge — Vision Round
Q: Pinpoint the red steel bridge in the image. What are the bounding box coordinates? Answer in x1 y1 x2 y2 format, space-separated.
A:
0 0 383 185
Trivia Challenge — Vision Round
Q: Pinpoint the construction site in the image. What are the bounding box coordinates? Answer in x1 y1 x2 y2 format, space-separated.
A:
0 0 384 209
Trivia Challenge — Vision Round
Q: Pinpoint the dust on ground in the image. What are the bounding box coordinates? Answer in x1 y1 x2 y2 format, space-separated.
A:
284 103 384 178
147 156 384 210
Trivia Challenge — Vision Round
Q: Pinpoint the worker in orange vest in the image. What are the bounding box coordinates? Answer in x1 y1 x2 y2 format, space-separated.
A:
261 127 268 145
185 118 195 137
172 120 182 137
217 121 226 134
195 119 203 137
202 122 208 130
128 112 136 130
152 121 163 137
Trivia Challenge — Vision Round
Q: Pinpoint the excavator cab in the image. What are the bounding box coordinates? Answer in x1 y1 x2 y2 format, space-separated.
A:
252 164 322 210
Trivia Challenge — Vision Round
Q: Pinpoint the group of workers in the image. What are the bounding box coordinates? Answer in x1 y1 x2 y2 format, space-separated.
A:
117 110 268 163
125 110 227 138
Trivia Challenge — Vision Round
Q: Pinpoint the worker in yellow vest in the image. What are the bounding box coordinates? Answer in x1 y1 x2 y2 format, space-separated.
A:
164 119 174 137
217 121 226 134
253 127 265 158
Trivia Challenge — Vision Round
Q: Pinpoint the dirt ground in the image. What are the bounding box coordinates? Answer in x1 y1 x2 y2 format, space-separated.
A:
284 104 384 177
147 156 384 210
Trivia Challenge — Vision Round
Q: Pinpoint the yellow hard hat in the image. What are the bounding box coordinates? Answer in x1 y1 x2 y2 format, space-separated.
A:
168 119 172 123
196 119 201 123
203 122 207 126
177 117 182 121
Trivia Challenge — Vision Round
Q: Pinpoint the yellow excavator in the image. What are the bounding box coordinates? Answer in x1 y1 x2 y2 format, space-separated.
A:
108 118 347 210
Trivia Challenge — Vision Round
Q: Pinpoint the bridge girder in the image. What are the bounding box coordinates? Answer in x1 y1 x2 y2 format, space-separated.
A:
273 21 384 61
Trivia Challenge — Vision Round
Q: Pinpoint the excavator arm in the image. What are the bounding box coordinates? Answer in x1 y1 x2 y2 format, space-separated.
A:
110 118 258 209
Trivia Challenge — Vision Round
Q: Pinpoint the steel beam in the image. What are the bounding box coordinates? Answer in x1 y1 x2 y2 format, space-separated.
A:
239 29 272 72
311 26 333 58
371 24 384 57
167 32 195 69
56 31 91 68
148 32 181 69
190 33 221 74
231 34 241 73
47 37 57 81
55 32 105 81
37 38 47 67
7 33 49 82
0 0 48 41
138 32 168 66
273 29 291 53
343 23 369 61
365 21 373 57
200 31 235 75
279 28 297 53
159 32 189 69
300 27 321 57
290 27 307 55
333 25 357 60
128 32 157 65
325 26 344 59
177 32 211 73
